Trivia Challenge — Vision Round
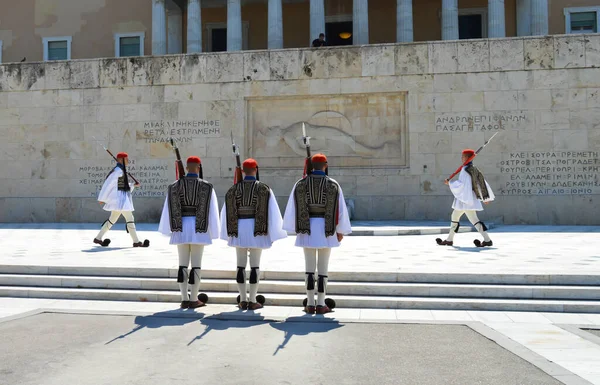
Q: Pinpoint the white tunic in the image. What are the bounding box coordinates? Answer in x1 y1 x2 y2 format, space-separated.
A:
282 177 352 249
158 187 220 245
97 166 135 212
449 167 495 211
219 188 288 249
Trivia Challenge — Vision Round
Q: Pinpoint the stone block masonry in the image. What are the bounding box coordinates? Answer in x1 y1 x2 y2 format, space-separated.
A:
1 34 599 225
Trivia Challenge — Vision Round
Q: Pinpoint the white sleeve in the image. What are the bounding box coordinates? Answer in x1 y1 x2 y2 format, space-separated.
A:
208 189 220 240
157 196 171 235
449 169 476 206
268 190 288 242
219 202 228 241
282 182 299 233
335 187 352 235
97 168 121 204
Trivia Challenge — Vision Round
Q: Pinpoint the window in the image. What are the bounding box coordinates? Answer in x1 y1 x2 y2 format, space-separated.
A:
115 32 144 57
565 7 600 34
324 15 353 46
458 8 488 39
43 37 72 61
205 22 249 52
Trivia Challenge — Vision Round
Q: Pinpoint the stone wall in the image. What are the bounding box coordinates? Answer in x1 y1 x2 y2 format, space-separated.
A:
1 34 599 224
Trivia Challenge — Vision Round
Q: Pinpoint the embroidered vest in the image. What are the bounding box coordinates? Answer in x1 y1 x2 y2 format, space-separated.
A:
167 177 213 233
294 175 339 237
225 181 270 237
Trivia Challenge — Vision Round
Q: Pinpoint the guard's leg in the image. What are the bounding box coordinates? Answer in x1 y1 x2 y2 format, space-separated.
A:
439 210 464 244
177 244 191 307
248 248 263 309
236 247 248 308
122 211 149 247
94 211 121 245
304 248 317 312
316 248 332 313
466 211 492 246
188 244 205 308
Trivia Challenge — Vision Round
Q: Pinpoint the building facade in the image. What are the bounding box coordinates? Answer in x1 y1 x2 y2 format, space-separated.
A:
0 0 599 63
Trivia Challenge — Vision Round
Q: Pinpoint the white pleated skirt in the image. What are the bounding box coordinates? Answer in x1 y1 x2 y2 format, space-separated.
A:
224 218 273 249
103 191 134 212
169 216 214 245
294 218 341 248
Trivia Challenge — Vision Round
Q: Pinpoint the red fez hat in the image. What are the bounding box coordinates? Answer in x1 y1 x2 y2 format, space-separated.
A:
462 149 475 157
242 158 258 169
187 156 201 164
312 153 327 163
116 152 128 159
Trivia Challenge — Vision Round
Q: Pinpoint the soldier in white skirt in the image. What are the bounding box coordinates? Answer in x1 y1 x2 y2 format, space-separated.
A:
158 156 220 309
94 152 149 248
436 148 495 247
220 158 287 310
283 153 352 314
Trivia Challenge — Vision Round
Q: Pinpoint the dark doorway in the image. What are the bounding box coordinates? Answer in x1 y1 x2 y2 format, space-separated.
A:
459 14 483 39
211 28 227 52
325 21 353 46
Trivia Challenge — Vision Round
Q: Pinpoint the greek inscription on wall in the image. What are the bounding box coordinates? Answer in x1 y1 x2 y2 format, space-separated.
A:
435 111 533 132
78 160 172 198
499 151 600 195
141 120 222 143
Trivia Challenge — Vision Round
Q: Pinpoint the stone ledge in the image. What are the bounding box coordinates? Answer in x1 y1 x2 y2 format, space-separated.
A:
2 35 600 91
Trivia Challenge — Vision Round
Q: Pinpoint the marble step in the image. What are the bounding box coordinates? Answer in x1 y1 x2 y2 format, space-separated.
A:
1 286 600 313
1 265 598 285
1 274 600 300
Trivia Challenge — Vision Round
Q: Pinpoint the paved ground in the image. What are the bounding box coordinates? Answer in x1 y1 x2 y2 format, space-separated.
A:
587 329 600 339
1 223 599 274
0 313 563 385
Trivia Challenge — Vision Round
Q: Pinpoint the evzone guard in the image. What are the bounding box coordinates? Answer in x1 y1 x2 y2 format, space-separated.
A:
220 155 287 310
94 151 150 248
158 146 219 309
283 147 352 314
436 148 495 247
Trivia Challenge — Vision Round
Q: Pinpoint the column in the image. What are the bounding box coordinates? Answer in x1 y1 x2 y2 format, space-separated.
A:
268 0 283 49
441 0 458 40
227 0 242 51
516 0 531 36
152 0 167 55
530 0 548 36
396 0 413 42
309 0 325 45
488 0 506 38
167 5 183 54
187 0 202 53
353 0 369 45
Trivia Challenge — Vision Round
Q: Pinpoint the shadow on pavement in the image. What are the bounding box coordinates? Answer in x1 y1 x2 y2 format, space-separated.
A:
105 309 205 345
270 320 344 356
81 247 129 253
187 310 266 345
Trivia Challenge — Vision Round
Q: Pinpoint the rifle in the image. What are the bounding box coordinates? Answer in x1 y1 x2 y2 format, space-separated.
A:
230 132 243 184
447 132 499 181
169 138 186 180
302 122 312 178
92 136 140 185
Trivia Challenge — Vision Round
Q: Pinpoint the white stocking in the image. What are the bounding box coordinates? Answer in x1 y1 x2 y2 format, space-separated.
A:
316 248 331 306
236 248 248 302
96 211 121 239
446 210 464 242
304 248 317 306
122 211 140 243
177 245 191 301
465 211 491 242
189 245 204 301
248 249 262 302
